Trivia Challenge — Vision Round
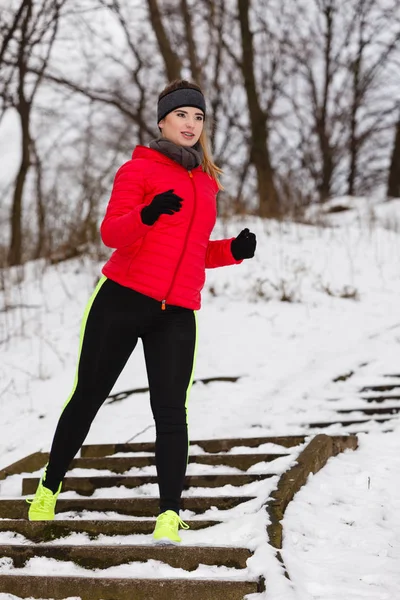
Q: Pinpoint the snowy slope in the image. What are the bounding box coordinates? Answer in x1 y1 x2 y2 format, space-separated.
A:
1 207 400 599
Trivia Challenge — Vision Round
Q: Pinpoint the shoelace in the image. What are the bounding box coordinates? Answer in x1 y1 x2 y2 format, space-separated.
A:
26 486 54 510
157 512 190 530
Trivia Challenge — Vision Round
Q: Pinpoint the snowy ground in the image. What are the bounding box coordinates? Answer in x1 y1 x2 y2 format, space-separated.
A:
1 202 400 599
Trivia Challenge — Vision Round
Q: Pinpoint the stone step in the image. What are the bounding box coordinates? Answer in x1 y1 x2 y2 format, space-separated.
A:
70 453 284 472
22 473 272 496
0 519 220 541
361 395 400 403
0 544 252 570
81 435 305 457
307 416 392 428
337 405 400 415
360 394 400 401
0 496 255 519
360 384 400 392
0 575 261 600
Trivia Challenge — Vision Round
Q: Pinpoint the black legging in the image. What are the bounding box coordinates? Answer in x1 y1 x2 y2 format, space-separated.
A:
44 277 197 514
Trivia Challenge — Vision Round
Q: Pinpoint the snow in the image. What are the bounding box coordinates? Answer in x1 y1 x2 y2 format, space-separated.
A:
282 432 400 600
1 206 400 599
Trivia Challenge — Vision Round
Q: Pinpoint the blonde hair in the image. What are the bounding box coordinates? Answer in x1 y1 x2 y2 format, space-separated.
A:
158 79 224 191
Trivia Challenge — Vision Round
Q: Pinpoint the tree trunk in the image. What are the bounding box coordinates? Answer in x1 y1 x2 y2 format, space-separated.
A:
8 98 31 266
388 115 400 198
8 0 32 266
237 0 279 217
317 124 334 202
347 107 357 196
146 0 181 81
347 7 366 197
180 0 202 85
31 139 46 259
317 2 334 202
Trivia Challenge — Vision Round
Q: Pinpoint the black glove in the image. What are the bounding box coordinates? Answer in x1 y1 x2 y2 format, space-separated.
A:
141 189 183 225
231 228 257 260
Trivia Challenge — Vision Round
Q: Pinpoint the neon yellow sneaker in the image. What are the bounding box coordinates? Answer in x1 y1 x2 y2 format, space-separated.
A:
153 510 190 544
26 470 62 521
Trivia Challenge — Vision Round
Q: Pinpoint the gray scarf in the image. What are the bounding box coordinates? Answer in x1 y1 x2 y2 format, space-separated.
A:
149 137 203 170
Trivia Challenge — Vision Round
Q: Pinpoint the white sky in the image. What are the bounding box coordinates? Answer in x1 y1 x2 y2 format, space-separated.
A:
1 200 400 599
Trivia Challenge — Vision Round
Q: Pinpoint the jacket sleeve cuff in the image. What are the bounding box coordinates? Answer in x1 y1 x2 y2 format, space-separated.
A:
205 238 243 269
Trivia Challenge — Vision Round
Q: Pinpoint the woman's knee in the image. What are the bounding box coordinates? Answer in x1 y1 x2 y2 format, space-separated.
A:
153 406 187 433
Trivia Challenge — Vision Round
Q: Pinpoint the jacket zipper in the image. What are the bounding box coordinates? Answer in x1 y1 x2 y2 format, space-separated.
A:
161 170 196 310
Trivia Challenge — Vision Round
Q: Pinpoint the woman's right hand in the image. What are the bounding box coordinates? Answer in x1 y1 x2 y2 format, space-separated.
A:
141 189 183 225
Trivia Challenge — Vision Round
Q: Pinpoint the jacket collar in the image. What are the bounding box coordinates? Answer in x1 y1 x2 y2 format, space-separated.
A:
132 145 203 171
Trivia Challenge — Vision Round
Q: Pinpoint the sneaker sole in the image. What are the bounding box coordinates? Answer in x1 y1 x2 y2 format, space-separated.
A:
152 537 181 546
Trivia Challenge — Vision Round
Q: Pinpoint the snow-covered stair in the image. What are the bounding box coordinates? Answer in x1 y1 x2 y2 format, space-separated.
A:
0 434 356 599
304 375 400 431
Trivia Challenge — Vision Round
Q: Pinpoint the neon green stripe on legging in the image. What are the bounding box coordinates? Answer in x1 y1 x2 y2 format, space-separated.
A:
185 310 198 463
60 275 108 413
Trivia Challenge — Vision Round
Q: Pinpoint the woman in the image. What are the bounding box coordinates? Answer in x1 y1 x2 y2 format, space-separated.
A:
27 79 257 544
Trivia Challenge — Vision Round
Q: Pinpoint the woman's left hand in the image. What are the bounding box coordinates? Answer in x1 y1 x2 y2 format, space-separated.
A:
231 228 257 260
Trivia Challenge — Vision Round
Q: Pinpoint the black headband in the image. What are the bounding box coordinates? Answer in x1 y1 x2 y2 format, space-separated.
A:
157 88 206 123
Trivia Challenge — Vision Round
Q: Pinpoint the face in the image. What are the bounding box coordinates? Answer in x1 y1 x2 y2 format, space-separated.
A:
159 106 204 147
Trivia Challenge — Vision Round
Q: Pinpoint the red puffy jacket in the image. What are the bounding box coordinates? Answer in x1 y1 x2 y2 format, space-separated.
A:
100 145 242 310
